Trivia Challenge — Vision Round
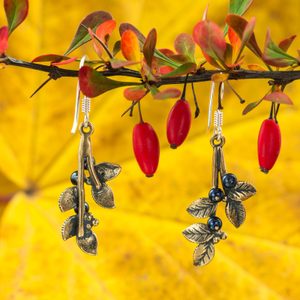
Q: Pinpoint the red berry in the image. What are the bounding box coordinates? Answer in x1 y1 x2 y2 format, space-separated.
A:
167 99 192 149
258 118 281 173
132 122 160 177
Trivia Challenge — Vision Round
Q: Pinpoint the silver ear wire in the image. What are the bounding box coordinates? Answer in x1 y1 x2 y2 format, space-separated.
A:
71 55 88 134
207 81 216 130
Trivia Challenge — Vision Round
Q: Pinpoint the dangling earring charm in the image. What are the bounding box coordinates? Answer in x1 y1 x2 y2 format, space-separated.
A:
58 57 121 254
183 84 256 266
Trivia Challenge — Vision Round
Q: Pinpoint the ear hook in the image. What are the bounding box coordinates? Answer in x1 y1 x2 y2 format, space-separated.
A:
71 55 89 134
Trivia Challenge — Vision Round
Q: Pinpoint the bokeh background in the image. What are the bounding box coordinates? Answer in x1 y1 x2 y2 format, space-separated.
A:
0 0 300 299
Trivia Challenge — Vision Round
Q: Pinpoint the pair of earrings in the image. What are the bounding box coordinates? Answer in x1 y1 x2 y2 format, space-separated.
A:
58 57 121 255
58 63 256 267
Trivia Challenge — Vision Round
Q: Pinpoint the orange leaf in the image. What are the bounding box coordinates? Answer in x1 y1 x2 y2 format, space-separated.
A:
121 30 141 62
228 27 241 53
52 57 77 66
247 64 266 71
278 35 297 52
264 91 293 105
124 86 147 101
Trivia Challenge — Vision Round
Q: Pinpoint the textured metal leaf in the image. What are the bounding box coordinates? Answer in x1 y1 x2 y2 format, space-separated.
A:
193 242 215 267
77 232 98 255
92 162 122 182
61 215 78 240
91 183 115 208
187 198 217 218
58 186 78 212
225 200 246 227
227 181 256 201
183 223 213 243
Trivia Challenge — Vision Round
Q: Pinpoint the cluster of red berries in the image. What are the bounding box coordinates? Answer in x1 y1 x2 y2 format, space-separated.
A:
133 98 192 177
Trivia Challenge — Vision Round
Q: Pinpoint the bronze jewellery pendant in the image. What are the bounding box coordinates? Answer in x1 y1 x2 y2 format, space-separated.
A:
58 122 121 254
183 126 256 266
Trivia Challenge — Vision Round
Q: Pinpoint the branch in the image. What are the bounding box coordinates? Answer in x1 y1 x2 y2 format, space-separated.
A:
1 56 300 86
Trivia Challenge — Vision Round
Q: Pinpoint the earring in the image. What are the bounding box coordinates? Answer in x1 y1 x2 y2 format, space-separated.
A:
183 83 256 266
58 56 121 255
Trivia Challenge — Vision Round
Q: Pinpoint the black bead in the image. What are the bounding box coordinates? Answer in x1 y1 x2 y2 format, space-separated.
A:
208 188 225 202
74 202 90 214
70 171 78 185
207 216 222 232
222 173 238 189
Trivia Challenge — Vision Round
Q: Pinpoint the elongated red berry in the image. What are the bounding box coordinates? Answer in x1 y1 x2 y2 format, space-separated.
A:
167 99 192 149
132 122 160 177
258 118 281 173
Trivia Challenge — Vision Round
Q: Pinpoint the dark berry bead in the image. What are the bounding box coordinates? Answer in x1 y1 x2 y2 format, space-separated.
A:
222 173 237 189
70 171 78 185
74 202 89 214
207 216 222 232
208 188 225 202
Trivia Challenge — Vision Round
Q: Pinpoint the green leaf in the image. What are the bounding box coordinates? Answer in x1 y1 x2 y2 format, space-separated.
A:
174 33 195 62
242 99 263 115
143 28 157 68
65 11 112 55
161 63 196 78
79 66 139 98
4 0 29 35
229 0 254 15
224 0 253 35
226 14 262 57
263 30 299 67
32 54 71 63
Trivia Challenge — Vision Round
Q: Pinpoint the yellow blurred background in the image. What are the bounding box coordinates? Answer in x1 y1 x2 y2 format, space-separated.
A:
0 0 300 299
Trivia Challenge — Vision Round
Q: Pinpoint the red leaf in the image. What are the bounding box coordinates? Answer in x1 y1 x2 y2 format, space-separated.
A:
79 66 138 97
158 65 174 75
153 88 181 100
278 35 297 52
121 30 141 62
0 26 9 54
52 57 77 66
32 54 71 63
143 28 157 68
124 86 147 101
174 33 195 62
4 0 28 35
193 20 227 65
161 62 196 78
263 30 299 67
65 11 112 55
110 58 139 69
226 14 262 57
264 91 293 105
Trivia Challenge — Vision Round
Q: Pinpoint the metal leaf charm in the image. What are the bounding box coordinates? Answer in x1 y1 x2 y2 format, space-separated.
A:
193 242 215 266
61 215 78 240
187 198 217 218
183 223 214 243
225 200 246 227
58 186 78 212
227 181 256 201
92 162 122 182
91 183 115 208
76 232 98 255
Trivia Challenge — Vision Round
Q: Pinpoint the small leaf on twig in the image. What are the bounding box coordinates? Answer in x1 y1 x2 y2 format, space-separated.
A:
65 11 112 55
121 29 141 62
0 26 9 54
161 62 196 78
91 183 115 208
227 181 256 201
264 91 293 105
187 198 217 218
183 223 213 244
174 33 195 62
58 186 78 212
242 99 263 115
4 0 29 35
193 242 215 266
77 232 98 255
225 200 246 227
124 86 147 101
153 88 181 100
278 35 297 52
143 28 157 67
79 66 139 97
